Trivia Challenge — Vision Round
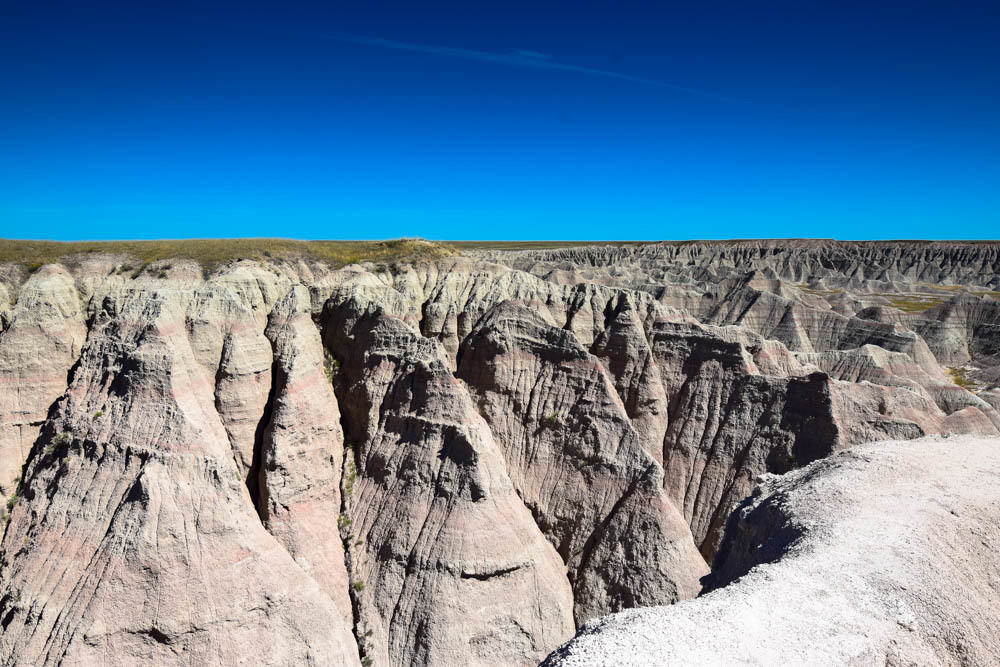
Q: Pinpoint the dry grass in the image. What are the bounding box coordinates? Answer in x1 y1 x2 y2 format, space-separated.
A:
948 366 977 391
797 284 844 296
886 297 945 313
0 238 454 273
448 241 653 250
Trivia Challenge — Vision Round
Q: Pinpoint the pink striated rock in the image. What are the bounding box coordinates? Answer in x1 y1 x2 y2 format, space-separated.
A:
259 285 354 625
457 301 708 623
323 297 575 666
0 288 359 665
0 266 87 507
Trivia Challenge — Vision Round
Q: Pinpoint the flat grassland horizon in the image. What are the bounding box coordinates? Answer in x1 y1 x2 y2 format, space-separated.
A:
1 237 997 274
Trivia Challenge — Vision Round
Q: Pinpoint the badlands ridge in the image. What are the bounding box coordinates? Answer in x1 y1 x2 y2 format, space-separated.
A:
0 240 998 665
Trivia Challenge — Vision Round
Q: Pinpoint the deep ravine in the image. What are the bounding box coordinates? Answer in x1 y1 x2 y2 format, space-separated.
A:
1 242 999 665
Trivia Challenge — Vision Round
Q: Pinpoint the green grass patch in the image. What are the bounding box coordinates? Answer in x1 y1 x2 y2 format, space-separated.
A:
0 238 455 274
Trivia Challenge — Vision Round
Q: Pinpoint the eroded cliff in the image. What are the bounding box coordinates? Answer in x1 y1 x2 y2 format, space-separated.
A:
0 240 997 665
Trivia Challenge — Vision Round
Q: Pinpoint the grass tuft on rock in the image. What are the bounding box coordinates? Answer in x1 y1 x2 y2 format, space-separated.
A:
948 366 977 391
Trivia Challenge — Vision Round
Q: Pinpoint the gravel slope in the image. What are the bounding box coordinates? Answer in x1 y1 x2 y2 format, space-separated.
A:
543 435 1000 666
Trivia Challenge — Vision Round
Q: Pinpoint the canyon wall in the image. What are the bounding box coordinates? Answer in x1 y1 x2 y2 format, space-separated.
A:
1 241 998 664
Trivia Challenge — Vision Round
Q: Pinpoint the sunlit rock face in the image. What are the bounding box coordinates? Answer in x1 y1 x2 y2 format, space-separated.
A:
1 240 998 665
542 435 1000 666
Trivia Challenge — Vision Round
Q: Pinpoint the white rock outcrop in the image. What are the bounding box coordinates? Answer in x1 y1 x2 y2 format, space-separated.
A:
543 435 1000 666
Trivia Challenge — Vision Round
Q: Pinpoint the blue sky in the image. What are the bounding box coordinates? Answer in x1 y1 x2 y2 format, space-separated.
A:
2 1 998 240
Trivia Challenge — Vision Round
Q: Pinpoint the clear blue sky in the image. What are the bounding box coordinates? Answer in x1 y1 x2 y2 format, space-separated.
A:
2 1 998 240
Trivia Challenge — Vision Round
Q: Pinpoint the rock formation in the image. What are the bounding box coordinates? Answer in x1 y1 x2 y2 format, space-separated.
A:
259 285 354 625
0 284 359 665
323 297 574 665
0 267 87 506
543 435 1000 666
456 302 708 621
0 240 997 665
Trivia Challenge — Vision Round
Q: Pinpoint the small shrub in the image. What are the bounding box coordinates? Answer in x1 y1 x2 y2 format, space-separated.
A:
544 413 559 426
361 657 373 667
353 579 366 592
323 350 341 384
574 456 602 471
337 513 352 529
26 262 44 274
344 458 357 496
94 410 104 418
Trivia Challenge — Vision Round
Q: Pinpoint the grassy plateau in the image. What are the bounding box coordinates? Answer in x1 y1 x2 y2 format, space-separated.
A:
0 238 456 273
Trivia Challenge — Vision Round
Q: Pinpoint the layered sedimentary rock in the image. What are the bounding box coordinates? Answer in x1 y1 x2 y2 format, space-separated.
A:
187 280 274 484
0 267 87 506
799 344 1000 438
476 240 1000 385
587 294 670 465
258 285 354 625
471 240 1000 293
543 435 1000 666
706 281 942 372
910 293 1000 366
649 319 839 555
457 302 708 622
0 240 998 665
323 297 575 666
0 286 359 665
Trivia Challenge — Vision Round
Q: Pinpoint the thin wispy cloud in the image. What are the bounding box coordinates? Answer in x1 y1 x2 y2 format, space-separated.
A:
328 33 738 102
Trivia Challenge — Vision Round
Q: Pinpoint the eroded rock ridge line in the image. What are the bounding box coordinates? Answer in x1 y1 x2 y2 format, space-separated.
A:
0 241 997 665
